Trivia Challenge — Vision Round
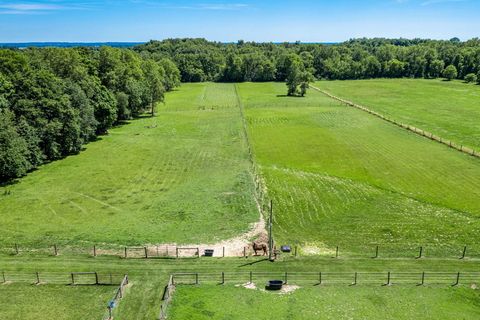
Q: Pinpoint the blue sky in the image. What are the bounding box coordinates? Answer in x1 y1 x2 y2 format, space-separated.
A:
0 0 479 42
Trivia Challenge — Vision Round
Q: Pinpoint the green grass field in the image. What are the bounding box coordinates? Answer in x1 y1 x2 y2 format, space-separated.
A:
316 79 480 150
2 80 480 319
238 82 480 256
0 284 115 320
168 284 480 320
2 253 479 320
0 83 257 248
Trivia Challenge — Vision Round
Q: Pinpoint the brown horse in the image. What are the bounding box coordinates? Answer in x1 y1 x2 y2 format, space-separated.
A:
252 242 267 256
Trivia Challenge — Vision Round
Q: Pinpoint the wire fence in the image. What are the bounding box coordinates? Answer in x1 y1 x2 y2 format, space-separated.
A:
159 275 175 320
2 242 479 260
0 270 126 285
0 243 480 260
102 274 129 320
170 271 480 287
310 85 480 159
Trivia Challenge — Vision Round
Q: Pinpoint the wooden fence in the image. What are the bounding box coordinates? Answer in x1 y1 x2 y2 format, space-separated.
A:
171 271 480 287
102 274 129 320
310 85 480 159
158 275 175 320
2 243 479 260
0 271 125 285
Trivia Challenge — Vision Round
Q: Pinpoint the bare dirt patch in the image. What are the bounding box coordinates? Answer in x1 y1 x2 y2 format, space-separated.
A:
149 209 267 257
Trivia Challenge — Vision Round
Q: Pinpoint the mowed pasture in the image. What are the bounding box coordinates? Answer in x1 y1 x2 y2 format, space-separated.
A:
0 284 115 320
3 253 480 320
317 79 480 150
238 82 480 256
168 285 480 320
0 83 257 248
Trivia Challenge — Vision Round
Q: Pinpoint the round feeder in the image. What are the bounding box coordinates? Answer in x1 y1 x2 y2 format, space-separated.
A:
266 280 283 291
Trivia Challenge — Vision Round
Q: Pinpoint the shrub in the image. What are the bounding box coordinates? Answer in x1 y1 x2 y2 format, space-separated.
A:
464 73 477 83
443 65 458 81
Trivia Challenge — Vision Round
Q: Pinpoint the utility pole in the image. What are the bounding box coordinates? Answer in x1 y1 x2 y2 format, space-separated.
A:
268 200 274 261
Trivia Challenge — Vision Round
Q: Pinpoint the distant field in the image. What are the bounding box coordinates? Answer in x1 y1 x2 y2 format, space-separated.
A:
0 284 114 320
239 82 480 255
0 83 257 248
316 79 480 150
168 285 480 320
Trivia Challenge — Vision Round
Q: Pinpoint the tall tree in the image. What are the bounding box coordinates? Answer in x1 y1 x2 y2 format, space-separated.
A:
142 59 165 116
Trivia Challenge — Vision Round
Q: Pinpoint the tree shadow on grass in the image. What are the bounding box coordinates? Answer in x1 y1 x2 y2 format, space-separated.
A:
276 94 305 98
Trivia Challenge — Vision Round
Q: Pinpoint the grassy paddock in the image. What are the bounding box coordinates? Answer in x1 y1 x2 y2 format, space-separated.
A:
316 79 480 150
0 83 257 248
1 253 479 319
0 284 115 320
238 82 480 255
168 284 480 320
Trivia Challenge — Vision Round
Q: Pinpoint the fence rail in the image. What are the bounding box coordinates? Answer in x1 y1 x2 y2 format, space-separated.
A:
0 271 126 285
102 274 129 320
2 243 480 260
171 271 480 287
310 85 480 159
159 275 175 320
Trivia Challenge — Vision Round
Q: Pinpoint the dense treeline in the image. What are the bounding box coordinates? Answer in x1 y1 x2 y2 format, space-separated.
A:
0 47 180 181
2 37 479 181
135 38 480 83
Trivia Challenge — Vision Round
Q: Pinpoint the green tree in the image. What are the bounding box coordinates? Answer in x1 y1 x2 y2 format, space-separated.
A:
285 54 313 96
0 110 29 181
142 59 165 116
429 59 445 78
443 65 458 80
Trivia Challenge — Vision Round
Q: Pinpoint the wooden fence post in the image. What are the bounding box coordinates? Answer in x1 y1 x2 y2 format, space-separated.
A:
71 273 74 285
460 246 467 259
144 247 148 259
93 245 96 257
453 272 460 286
335 246 339 258
284 272 288 284
222 246 225 258
385 272 391 286
221 272 225 285
416 246 423 259
124 247 127 258
95 272 99 285
249 271 253 284
352 272 357 286
53 244 58 256
176 247 179 259
419 272 425 286
373 245 379 258
2 271 5 283
35 272 40 284
294 246 298 257
14 243 19 255
318 272 322 285
195 273 199 285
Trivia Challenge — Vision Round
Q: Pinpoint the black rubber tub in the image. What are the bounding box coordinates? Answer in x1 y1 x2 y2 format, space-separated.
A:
204 249 214 257
266 280 284 291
